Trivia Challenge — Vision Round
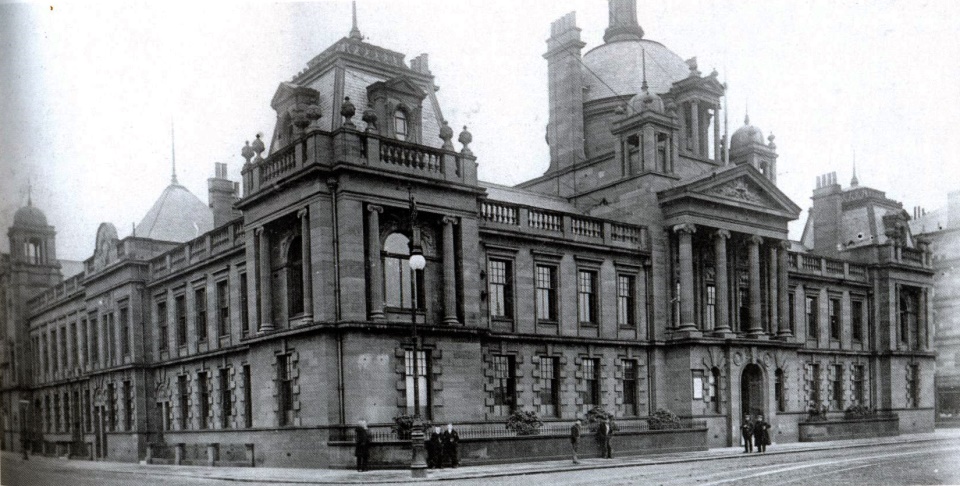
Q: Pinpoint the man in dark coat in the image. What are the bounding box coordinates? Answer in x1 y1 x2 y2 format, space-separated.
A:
753 415 770 453
441 423 460 468
740 415 753 453
427 426 442 468
570 419 582 464
354 420 370 472
596 418 613 459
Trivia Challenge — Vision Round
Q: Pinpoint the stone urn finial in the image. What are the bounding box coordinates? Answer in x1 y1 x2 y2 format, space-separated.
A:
241 141 255 165
458 125 473 155
439 119 454 150
767 133 776 150
341 96 356 128
251 133 266 162
362 103 378 133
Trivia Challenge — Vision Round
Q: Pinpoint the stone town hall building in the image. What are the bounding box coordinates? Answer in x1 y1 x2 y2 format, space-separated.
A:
0 0 935 467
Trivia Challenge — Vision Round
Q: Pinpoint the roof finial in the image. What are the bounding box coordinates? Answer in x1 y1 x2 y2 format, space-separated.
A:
744 100 750 126
641 48 648 92
349 1 363 40
722 72 729 166
604 0 644 42
851 149 859 187
26 175 32 207
171 121 178 184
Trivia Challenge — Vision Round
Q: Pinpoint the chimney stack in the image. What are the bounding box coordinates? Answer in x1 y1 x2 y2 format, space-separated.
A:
208 162 242 227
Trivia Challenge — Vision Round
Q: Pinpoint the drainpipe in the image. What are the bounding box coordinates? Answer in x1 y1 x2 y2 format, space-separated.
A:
328 178 346 425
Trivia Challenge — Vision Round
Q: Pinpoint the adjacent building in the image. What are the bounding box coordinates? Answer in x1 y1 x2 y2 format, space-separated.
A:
0 0 936 467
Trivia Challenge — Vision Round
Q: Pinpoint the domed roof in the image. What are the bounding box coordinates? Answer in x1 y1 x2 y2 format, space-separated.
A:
730 115 765 150
13 203 48 227
582 39 689 103
135 183 213 243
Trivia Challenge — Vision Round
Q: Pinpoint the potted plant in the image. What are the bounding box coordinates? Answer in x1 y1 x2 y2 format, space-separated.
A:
648 408 682 430
505 410 543 436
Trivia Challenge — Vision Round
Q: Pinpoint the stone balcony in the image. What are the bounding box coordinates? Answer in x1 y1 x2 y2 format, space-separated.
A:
241 128 477 200
788 252 869 282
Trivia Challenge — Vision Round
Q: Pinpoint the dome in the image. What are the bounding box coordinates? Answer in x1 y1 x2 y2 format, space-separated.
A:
626 86 664 115
730 115 765 151
582 39 690 103
135 183 213 243
13 204 48 227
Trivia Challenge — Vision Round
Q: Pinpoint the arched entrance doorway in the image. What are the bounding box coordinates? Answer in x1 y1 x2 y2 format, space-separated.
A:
741 364 764 418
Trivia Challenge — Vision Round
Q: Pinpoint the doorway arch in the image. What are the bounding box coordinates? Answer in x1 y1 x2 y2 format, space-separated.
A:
741 364 765 418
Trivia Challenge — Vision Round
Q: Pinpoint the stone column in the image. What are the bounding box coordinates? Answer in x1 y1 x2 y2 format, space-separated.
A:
256 227 273 332
747 235 764 337
778 240 792 337
713 105 721 161
442 216 460 325
690 100 700 156
366 205 385 320
712 230 732 335
674 224 697 331
298 208 313 321
768 245 779 335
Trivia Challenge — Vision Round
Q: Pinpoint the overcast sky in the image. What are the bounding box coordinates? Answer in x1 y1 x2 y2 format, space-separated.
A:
2 0 959 262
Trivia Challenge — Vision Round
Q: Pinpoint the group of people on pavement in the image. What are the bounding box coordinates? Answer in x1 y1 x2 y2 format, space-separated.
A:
353 420 460 472
740 414 771 453
569 417 614 464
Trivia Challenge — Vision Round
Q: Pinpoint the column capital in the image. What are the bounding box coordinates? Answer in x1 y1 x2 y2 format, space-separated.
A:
673 223 697 235
442 215 459 226
254 226 266 237
297 208 309 220
778 239 792 251
747 234 764 246
367 204 383 214
711 229 731 240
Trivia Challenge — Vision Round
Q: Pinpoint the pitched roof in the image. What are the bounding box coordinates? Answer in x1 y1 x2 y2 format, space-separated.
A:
135 183 213 243
480 181 581 214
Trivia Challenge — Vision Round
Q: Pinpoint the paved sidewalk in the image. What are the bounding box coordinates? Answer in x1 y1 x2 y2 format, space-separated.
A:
5 429 960 484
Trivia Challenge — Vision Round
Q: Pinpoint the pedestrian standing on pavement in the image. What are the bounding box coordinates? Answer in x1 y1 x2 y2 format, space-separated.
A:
740 415 754 453
753 415 771 453
354 419 370 472
441 423 460 468
597 418 613 459
427 426 442 469
570 419 582 464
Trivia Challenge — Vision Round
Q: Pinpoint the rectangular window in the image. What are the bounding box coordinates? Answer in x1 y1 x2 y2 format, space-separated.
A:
177 376 189 429
63 392 71 433
577 270 598 324
492 354 516 415
84 389 92 432
278 354 293 426
851 300 864 342
537 357 559 417
705 284 716 330
198 372 209 429
120 306 130 357
907 364 920 408
775 369 786 412
70 322 78 369
829 298 841 341
809 363 821 406
220 368 232 428
830 364 843 410
709 368 720 412
488 259 513 318
692 370 704 400
217 280 230 337
106 313 115 364
535 265 558 321
175 295 187 347
157 402 166 432
581 358 600 407
618 275 637 327
44 396 51 433
90 314 99 366
623 360 638 416
157 302 168 352
243 364 252 428
239 273 250 337
899 289 919 346
54 394 61 432
404 350 429 417
123 380 133 431
852 364 865 405
788 292 796 334
195 288 207 343
59 327 67 370
738 286 750 331
107 383 117 432
806 296 818 340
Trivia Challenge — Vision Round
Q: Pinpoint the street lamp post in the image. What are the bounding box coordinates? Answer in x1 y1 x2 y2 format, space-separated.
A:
407 189 428 478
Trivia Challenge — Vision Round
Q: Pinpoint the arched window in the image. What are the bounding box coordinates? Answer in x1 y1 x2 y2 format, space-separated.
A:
383 232 423 309
709 367 721 413
286 236 304 317
394 109 408 141
775 368 786 412
25 238 41 264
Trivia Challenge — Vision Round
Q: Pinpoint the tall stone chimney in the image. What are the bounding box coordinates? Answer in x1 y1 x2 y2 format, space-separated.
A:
810 172 843 256
543 11 586 178
208 162 241 227
604 0 644 42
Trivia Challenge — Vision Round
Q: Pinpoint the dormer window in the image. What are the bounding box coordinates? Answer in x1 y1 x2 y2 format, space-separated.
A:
394 109 408 141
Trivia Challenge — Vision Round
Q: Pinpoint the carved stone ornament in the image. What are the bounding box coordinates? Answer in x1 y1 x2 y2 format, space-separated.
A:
362 103 378 133
251 133 266 161
710 178 764 205
733 352 743 367
340 96 356 127
458 125 473 154
241 141 255 165
439 119 454 150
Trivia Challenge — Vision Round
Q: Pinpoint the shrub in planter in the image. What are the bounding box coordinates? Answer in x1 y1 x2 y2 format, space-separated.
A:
844 404 877 420
505 410 543 436
586 406 619 432
648 408 682 430
392 414 416 440
806 403 829 422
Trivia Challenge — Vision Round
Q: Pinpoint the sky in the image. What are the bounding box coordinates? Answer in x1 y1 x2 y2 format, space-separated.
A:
2 0 959 262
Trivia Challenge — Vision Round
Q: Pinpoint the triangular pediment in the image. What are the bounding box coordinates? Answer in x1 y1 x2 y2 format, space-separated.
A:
659 164 802 218
368 75 427 100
